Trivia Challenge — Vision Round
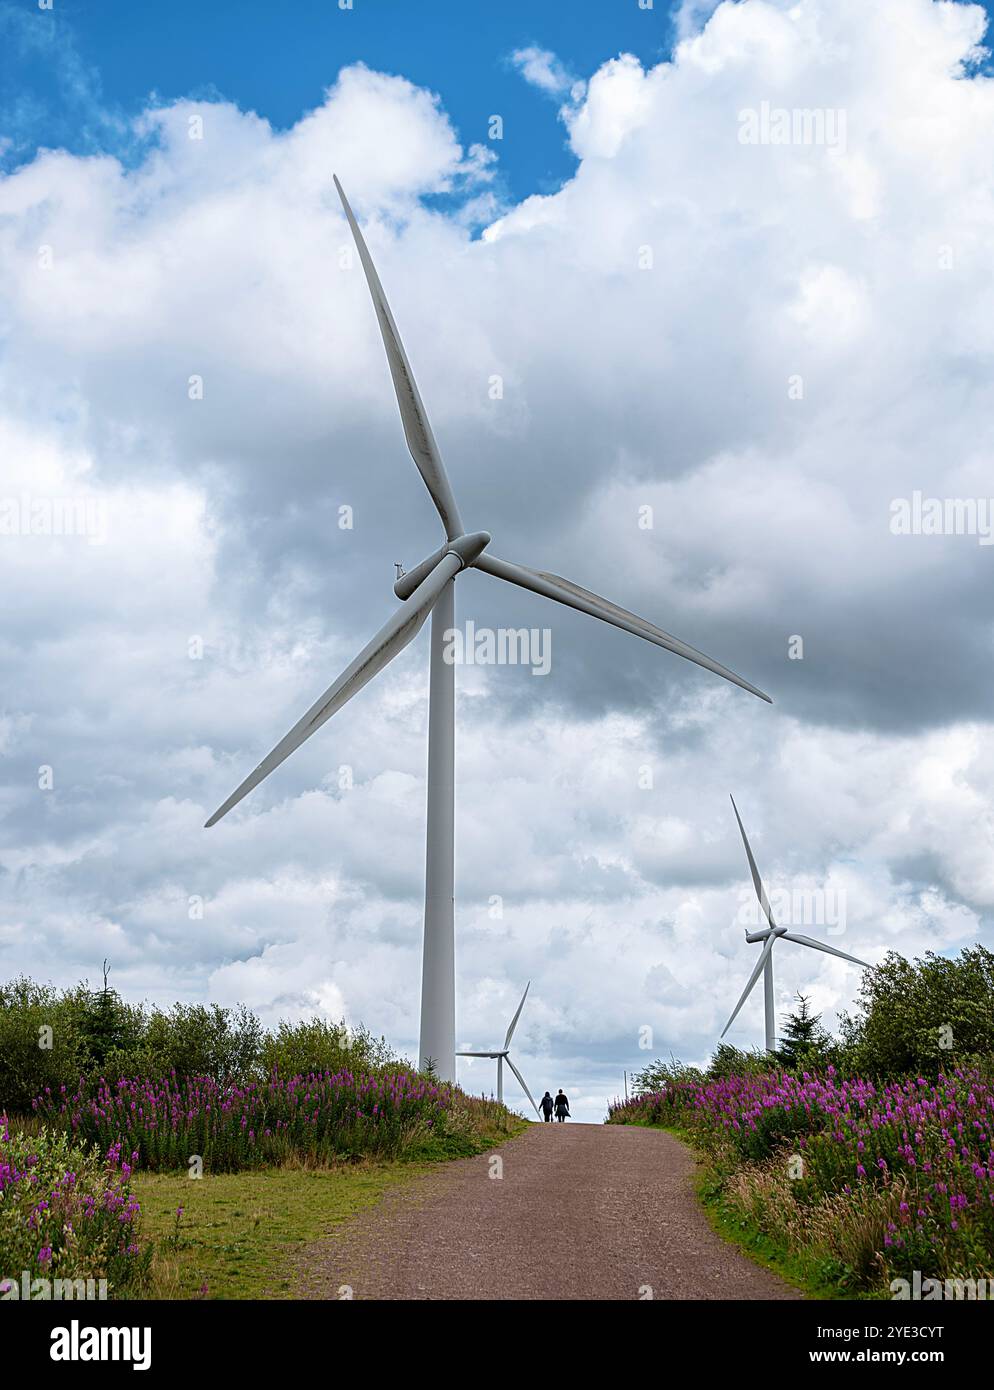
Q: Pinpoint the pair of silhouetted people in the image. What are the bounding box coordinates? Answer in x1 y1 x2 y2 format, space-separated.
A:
540 1090 570 1122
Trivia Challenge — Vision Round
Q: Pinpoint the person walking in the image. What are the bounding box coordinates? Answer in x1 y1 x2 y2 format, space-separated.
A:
554 1089 570 1122
539 1091 554 1122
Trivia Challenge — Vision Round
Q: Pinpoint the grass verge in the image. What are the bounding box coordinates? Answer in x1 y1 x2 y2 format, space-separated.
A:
636 1121 865 1301
136 1162 422 1299
137 1113 529 1299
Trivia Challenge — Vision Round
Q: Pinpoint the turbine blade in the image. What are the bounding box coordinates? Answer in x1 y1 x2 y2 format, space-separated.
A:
505 1056 540 1117
475 552 770 702
334 176 464 541
503 981 530 1050
720 933 776 1038
205 552 461 826
730 795 778 933
780 933 871 968
456 1051 500 1058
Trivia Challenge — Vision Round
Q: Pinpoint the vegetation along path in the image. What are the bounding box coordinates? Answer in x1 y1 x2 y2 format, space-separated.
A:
295 1122 803 1301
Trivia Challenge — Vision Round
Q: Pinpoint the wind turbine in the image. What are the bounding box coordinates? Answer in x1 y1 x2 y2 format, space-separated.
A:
457 982 539 1115
721 795 870 1054
205 175 772 1081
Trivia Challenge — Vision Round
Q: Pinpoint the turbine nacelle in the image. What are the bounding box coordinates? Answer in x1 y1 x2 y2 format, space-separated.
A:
394 530 492 600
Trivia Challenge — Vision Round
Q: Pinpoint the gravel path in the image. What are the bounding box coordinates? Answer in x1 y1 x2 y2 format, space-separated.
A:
295 1123 803 1301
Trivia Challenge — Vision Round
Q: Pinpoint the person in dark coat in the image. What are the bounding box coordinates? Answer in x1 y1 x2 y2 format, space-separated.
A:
554 1089 570 1122
539 1091 554 1122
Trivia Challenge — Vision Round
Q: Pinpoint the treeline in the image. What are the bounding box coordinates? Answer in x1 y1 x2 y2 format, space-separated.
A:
633 944 994 1092
0 969 398 1115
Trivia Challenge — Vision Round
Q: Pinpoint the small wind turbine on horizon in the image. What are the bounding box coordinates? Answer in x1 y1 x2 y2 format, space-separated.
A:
457 982 539 1116
721 794 871 1054
205 175 772 1082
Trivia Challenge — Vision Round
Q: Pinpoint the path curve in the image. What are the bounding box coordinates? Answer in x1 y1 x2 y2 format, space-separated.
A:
295 1123 802 1301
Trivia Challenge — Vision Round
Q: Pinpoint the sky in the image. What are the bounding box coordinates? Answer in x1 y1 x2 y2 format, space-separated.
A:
2 0 994 1122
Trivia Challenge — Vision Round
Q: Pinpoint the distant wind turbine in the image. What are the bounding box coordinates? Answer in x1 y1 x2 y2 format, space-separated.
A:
205 176 772 1082
457 982 539 1116
721 795 870 1054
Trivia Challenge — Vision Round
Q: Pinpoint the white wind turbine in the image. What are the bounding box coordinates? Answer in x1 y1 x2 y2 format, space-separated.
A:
206 176 772 1081
457 982 539 1115
721 795 870 1054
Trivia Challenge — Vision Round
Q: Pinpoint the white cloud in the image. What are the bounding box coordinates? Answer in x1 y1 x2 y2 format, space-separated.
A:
564 53 652 159
674 0 724 42
510 46 578 98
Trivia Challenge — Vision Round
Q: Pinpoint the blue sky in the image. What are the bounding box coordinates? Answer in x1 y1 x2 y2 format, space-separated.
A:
1 0 681 197
5 0 994 194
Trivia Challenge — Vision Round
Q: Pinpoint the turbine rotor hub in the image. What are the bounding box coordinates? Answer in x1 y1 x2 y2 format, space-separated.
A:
447 530 491 569
745 925 787 944
393 530 491 600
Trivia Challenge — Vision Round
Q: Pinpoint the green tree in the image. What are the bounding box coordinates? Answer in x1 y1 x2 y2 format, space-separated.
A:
776 993 833 1071
81 961 133 1070
839 945 994 1076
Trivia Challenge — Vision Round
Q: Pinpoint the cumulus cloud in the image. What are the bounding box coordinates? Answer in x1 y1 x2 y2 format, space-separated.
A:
674 0 724 40
2 1 994 1119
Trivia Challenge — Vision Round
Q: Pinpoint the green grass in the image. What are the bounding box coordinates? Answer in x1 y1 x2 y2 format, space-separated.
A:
628 1120 866 1301
693 1167 860 1301
135 1112 529 1299
135 1162 424 1299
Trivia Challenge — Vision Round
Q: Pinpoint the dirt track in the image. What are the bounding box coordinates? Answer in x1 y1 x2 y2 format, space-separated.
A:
295 1122 803 1301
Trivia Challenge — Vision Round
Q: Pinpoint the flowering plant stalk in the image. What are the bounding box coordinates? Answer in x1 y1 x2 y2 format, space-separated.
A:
35 1067 457 1172
0 1115 148 1296
608 1067 994 1284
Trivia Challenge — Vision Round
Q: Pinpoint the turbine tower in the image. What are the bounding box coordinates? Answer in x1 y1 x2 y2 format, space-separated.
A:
722 794 870 1054
457 982 538 1115
205 176 772 1081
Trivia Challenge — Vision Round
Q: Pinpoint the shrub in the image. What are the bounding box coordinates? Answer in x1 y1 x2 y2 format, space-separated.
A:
0 973 403 1115
0 978 90 1114
706 1042 773 1080
0 1117 149 1298
140 1002 264 1085
258 1018 394 1081
630 1054 705 1096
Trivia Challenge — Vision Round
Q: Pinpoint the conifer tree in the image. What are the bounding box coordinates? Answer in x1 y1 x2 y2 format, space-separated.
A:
777 993 832 1070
